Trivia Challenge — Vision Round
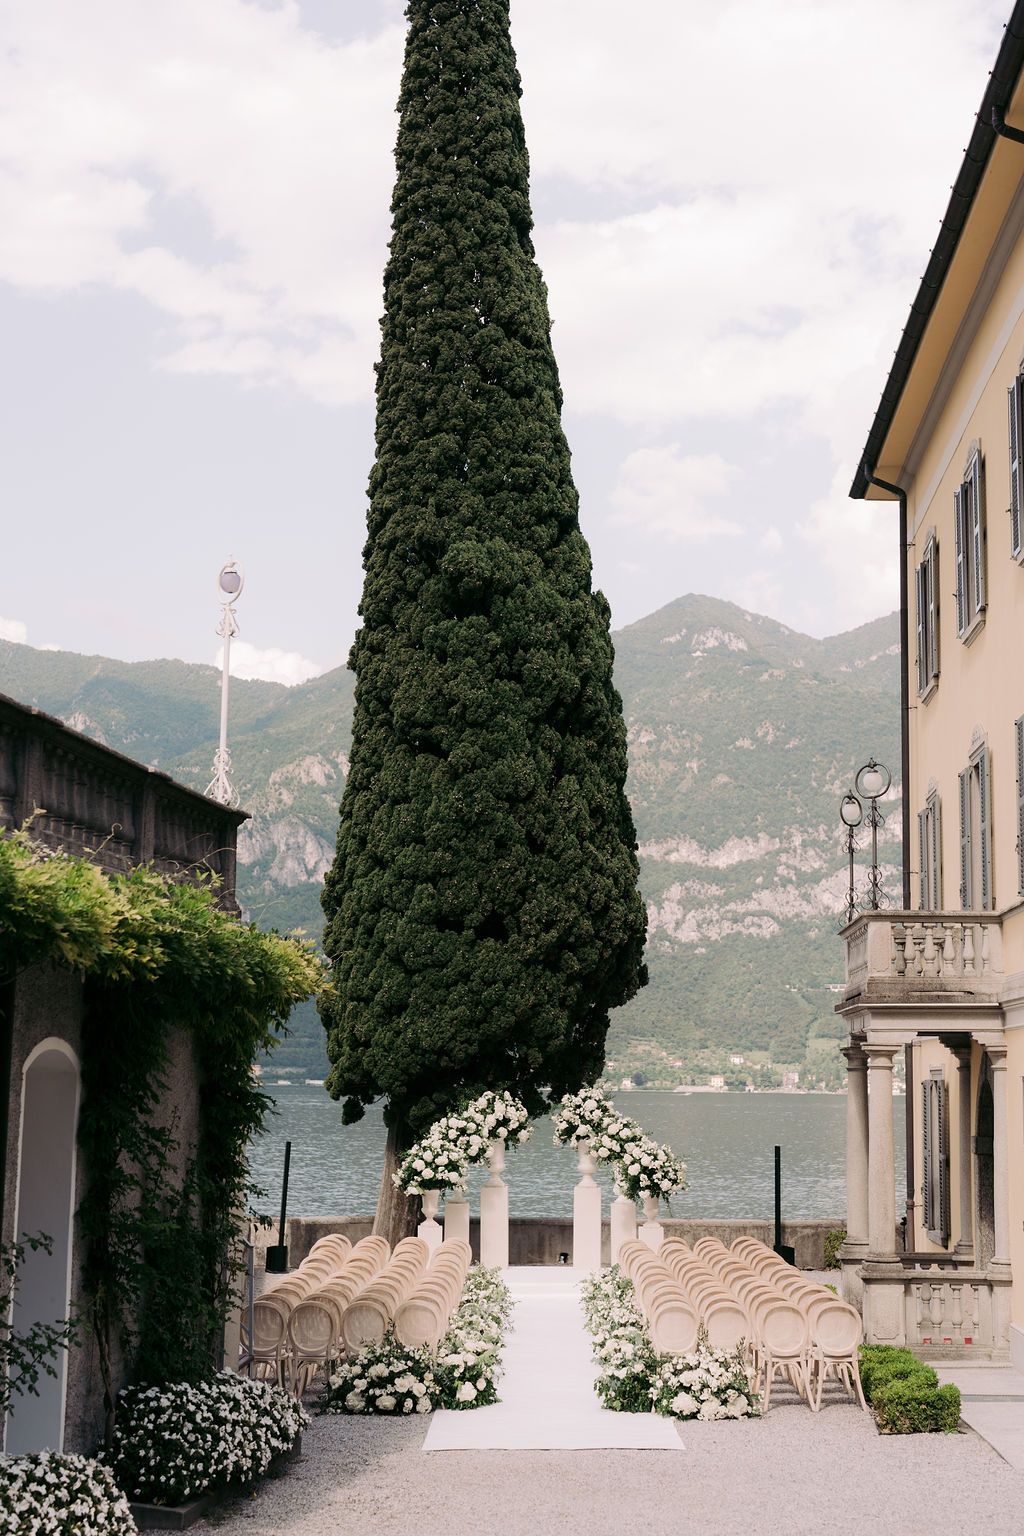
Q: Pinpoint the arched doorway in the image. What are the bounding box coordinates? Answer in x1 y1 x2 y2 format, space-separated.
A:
4 1040 80 1455
975 1070 994 1271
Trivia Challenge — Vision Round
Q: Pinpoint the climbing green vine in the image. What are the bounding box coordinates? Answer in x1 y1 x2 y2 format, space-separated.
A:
0 831 323 1440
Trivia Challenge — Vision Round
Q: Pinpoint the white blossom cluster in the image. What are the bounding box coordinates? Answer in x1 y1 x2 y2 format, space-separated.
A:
106 1371 307 1506
324 1266 514 1415
0 1450 136 1536
651 1346 756 1421
552 1089 687 1202
579 1269 757 1421
394 1093 530 1194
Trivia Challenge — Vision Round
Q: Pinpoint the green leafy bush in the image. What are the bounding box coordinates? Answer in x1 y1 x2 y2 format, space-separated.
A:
858 1346 960 1434
873 1378 961 1435
822 1228 846 1270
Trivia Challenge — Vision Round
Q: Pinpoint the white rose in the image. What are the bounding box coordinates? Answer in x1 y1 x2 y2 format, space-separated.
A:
456 1383 477 1402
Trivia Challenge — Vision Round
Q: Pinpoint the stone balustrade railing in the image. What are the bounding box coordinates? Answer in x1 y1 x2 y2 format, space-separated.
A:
843 911 1004 999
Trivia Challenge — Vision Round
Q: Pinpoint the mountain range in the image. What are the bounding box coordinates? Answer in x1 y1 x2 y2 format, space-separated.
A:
0 594 901 1087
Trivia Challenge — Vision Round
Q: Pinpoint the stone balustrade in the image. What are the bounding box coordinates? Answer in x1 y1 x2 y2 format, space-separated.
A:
842 910 1004 1001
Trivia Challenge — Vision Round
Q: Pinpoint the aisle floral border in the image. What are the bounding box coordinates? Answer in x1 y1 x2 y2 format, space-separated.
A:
579 1268 757 1421
323 1266 514 1414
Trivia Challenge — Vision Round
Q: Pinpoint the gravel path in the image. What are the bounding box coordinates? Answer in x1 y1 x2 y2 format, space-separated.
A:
199 1400 1024 1536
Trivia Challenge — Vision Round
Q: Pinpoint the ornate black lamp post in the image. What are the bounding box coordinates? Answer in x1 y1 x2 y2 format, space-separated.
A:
839 758 892 922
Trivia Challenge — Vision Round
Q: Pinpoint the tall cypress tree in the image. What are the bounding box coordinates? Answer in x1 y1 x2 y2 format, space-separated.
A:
321 0 647 1221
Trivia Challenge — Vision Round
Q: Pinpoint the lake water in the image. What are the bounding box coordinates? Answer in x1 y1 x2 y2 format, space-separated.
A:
249 1087 906 1224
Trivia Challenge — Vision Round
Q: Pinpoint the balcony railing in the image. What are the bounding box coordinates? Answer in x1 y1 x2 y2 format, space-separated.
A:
842 910 1004 1001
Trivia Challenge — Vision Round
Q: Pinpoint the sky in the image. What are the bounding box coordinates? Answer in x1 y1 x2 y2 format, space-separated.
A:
0 0 1010 684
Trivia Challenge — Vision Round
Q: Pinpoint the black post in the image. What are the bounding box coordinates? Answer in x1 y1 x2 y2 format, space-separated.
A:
773 1144 795 1265
265 1140 291 1274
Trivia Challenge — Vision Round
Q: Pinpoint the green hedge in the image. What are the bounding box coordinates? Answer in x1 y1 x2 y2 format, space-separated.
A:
859 1346 961 1434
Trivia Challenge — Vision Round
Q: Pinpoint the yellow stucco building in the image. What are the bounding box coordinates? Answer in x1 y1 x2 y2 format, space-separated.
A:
840 5 1024 1365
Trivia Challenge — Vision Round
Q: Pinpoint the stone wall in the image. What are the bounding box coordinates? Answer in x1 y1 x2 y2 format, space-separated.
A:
255 1213 847 1272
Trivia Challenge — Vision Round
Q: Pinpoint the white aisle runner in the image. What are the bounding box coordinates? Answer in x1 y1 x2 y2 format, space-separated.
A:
422 1266 683 1451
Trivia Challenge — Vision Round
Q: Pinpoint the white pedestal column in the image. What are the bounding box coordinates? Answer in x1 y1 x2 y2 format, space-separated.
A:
480 1140 509 1268
953 1046 974 1256
842 1044 869 1246
610 1178 637 1264
572 1137 602 1271
865 1045 898 1261
444 1187 471 1248
418 1189 443 1254
639 1195 663 1253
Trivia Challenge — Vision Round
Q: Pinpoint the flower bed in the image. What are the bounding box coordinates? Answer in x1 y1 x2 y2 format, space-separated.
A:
0 1451 137 1536
580 1268 757 1421
323 1266 513 1415
107 1372 307 1507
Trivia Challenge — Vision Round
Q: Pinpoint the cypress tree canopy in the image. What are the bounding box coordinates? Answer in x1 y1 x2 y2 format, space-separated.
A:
321 0 647 1134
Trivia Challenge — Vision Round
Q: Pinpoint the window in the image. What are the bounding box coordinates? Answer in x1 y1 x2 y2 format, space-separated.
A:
959 741 992 909
954 447 986 639
921 1069 950 1247
1008 374 1024 560
918 790 942 909
1016 715 1024 897
914 534 939 696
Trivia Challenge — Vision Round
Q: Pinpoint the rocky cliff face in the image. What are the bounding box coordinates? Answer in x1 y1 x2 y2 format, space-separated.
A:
0 594 899 1084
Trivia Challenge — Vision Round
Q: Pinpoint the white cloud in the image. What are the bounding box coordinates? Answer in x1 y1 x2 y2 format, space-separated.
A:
611 446 741 539
760 527 783 553
799 463 901 631
0 616 28 644
215 639 323 686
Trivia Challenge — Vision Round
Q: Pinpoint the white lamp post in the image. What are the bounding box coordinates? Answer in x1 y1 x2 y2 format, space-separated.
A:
206 561 244 805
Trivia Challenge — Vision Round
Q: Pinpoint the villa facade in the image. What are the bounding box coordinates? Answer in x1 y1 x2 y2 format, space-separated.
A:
0 693 247 1454
840 5 1024 1366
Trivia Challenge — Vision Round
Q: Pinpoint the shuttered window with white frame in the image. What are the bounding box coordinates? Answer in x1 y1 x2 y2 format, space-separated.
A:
918 791 942 909
915 534 939 696
954 448 987 639
923 1070 951 1247
1008 374 1023 559
959 742 994 909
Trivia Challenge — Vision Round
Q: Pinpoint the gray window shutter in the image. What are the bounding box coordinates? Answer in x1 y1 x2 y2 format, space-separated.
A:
970 453 986 613
915 561 927 694
959 767 971 908
918 807 929 908
937 1079 950 1246
1010 381 1022 558
932 795 942 908
926 541 939 681
1016 716 1024 896
921 1079 933 1233
979 747 992 910
954 486 966 634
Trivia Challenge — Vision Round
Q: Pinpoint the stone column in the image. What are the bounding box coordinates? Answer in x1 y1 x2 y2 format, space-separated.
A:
443 1187 471 1248
572 1138 602 1271
865 1045 899 1261
839 1043 869 1306
480 1141 509 1269
952 1046 974 1256
610 1177 637 1264
987 1044 1010 1269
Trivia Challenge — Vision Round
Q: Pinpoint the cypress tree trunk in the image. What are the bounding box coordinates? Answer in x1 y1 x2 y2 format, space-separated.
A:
322 0 647 1162
373 1123 418 1245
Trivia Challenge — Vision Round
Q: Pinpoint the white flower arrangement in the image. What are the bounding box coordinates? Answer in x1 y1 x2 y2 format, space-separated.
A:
579 1269 757 1421
107 1371 307 1506
324 1267 514 1415
552 1090 686 1206
0 1451 136 1536
393 1094 530 1193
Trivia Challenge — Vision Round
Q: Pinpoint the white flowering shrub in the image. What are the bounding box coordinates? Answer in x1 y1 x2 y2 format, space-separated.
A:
461 1091 531 1155
551 1085 617 1145
579 1270 757 1421
615 1136 687 1203
323 1266 514 1415
651 1346 756 1421
0 1451 137 1536
107 1371 307 1506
